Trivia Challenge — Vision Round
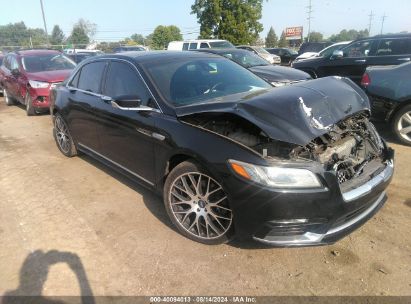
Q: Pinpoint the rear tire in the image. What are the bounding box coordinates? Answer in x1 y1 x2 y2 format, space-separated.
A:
391 104 411 146
53 113 78 157
163 161 234 245
4 89 14 106
25 93 36 116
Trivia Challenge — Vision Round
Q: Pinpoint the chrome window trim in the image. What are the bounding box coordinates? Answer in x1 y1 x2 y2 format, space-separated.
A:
65 57 163 113
78 143 155 186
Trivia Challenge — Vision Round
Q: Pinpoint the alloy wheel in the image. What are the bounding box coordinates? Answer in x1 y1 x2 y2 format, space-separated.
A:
397 111 411 142
169 172 233 240
54 116 71 154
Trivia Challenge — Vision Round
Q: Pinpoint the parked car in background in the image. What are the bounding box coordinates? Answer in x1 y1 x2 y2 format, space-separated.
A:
113 45 148 53
266 48 298 65
168 39 234 51
292 34 411 83
196 48 311 86
0 50 76 115
293 41 351 63
0 54 4 94
67 52 99 64
361 62 411 145
236 45 281 64
51 51 393 246
298 42 333 55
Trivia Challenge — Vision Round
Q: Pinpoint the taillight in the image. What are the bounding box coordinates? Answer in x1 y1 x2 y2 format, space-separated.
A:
361 73 371 87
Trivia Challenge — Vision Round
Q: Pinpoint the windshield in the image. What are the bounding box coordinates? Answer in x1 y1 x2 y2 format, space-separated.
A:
209 41 235 48
220 50 269 68
22 54 76 72
143 57 271 107
319 43 347 57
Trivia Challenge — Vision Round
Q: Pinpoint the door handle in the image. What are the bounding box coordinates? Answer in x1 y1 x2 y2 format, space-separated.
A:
398 58 410 62
101 95 112 102
355 59 366 63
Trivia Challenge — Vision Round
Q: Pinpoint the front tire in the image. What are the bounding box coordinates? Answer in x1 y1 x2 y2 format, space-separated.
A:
25 93 36 116
4 89 14 106
53 113 78 157
392 104 411 146
163 161 234 245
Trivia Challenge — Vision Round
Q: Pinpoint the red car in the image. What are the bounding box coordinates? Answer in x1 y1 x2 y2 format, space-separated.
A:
0 50 76 115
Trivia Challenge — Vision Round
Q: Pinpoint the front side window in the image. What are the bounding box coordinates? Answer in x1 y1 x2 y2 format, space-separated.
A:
342 41 372 58
200 43 209 49
143 58 271 107
104 61 150 104
22 54 76 73
77 61 106 93
9 56 19 70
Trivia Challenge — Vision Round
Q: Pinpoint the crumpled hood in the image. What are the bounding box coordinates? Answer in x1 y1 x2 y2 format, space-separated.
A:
249 65 311 82
176 76 370 146
26 69 72 83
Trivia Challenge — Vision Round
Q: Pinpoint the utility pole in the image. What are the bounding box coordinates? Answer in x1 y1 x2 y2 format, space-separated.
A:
39 0 50 46
368 11 374 35
380 13 387 35
306 0 313 42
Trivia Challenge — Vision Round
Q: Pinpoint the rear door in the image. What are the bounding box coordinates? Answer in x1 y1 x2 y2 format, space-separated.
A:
367 37 411 67
318 39 377 83
66 61 107 151
94 60 159 185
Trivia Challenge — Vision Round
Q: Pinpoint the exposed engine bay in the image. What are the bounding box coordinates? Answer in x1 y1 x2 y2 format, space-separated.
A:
181 112 386 186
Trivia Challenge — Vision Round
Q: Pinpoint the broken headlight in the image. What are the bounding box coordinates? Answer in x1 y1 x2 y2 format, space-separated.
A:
228 160 322 189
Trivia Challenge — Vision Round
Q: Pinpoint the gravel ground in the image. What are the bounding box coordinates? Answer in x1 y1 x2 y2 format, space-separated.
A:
0 97 410 297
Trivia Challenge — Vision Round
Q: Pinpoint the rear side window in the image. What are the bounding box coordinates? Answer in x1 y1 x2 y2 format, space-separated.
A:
376 38 411 56
104 61 151 105
182 43 189 51
189 43 197 50
77 61 106 93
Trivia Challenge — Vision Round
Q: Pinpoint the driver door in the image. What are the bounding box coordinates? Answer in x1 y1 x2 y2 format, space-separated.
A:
93 60 159 185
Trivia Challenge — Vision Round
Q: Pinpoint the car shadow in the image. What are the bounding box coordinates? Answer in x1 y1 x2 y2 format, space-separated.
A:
79 154 276 249
2 250 94 304
373 121 410 147
13 103 50 116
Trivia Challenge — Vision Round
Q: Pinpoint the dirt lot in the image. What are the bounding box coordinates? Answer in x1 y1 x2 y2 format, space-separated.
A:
0 96 410 297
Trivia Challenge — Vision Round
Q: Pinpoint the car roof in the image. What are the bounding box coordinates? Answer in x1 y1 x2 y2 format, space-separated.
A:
355 33 411 41
87 51 221 64
14 49 62 56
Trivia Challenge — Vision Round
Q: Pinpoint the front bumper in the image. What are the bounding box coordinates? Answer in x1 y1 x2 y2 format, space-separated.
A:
224 156 394 247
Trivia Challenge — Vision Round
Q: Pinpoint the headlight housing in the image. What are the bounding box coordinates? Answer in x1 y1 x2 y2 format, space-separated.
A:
271 81 287 87
29 80 50 89
228 160 322 189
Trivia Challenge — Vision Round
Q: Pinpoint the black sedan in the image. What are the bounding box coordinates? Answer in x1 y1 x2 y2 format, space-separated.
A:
362 62 411 145
51 52 394 246
195 48 311 86
266 48 299 65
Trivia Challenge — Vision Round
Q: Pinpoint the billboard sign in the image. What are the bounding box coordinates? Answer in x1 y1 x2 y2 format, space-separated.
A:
285 27 303 40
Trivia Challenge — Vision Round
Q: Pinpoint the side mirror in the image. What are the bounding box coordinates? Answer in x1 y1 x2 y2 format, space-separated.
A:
11 68 20 77
331 50 344 59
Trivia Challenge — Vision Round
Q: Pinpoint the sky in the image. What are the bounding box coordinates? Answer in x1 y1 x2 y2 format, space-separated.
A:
0 0 410 42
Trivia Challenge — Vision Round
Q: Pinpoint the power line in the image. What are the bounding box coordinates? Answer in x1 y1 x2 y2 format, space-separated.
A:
368 10 374 35
380 13 387 35
306 0 313 42
39 0 49 45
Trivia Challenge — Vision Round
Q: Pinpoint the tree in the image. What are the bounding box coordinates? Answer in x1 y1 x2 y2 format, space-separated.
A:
50 25 65 45
265 26 277 47
307 31 323 42
329 29 369 42
130 33 145 45
150 25 182 50
278 31 288 47
68 19 96 46
191 0 264 45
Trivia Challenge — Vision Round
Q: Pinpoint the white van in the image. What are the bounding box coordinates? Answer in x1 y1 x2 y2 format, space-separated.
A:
167 39 234 51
